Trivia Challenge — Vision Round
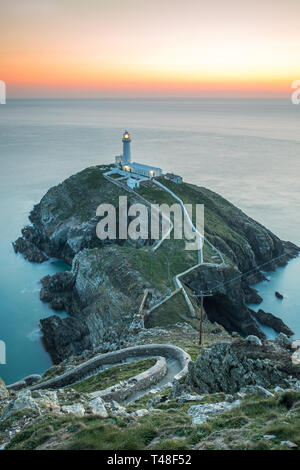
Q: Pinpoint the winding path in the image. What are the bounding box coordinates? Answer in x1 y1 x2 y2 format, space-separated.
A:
28 344 191 403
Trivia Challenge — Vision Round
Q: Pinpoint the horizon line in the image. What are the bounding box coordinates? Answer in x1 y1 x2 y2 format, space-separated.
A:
5 95 290 100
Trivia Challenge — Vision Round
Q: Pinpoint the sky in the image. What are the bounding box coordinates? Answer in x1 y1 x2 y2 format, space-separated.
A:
1 0 300 98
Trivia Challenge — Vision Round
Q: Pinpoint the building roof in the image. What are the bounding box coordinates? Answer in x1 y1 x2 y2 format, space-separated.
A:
129 162 162 172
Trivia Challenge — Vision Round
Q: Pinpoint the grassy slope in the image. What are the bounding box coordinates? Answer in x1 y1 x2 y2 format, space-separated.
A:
6 391 300 450
68 358 156 394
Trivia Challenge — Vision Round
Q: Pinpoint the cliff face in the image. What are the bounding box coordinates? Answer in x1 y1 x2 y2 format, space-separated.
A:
13 165 299 362
183 264 265 339
13 166 151 265
40 246 158 363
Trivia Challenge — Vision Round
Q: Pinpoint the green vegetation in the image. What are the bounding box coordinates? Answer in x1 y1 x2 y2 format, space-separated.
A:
68 358 156 394
145 291 192 328
112 240 198 294
0 410 38 433
6 390 300 450
137 178 247 266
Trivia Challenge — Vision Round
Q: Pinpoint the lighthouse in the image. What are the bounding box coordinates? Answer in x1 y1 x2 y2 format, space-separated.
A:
122 130 131 165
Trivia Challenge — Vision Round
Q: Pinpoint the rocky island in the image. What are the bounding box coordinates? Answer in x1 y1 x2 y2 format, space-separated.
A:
1 164 299 451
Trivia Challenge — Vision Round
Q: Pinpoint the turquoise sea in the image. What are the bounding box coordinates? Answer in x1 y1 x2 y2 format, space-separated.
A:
0 98 299 384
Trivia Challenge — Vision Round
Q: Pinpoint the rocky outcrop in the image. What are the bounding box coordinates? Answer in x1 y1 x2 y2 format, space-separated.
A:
250 309 294 337
177 339 299 395
0 378 8 399
188 400 241 425
39 247 156 363
13 235 48 263
242 285 263 304
183 264 266 339
13 166 152 265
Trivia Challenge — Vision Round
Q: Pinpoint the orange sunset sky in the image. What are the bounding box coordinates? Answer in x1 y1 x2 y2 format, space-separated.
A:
1 0 300 98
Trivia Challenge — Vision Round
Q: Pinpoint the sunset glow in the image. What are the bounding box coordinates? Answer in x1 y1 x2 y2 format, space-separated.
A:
1 0 300 98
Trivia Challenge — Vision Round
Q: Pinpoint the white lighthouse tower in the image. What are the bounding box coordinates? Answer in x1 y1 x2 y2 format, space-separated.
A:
122 130 131 165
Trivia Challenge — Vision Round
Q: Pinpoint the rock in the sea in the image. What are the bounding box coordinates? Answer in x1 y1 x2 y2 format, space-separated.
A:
275 291 284 299
13 237 48 263
251 309 294 337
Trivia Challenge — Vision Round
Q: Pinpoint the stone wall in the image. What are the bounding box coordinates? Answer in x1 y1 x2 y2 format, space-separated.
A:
30 344 191 395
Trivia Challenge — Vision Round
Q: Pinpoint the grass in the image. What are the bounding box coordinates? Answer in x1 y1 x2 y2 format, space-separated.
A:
68 358 156 394
145 291 191 328
6 391 300 450
0 410 38 433
137 178 250 267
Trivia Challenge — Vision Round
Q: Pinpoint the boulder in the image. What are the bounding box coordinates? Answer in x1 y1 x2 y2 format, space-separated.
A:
88 397 108 417
274 333 292 349
108 400 128 416
131 409 149 417
280 441 298 449
188 400 241 425
177 393 205 403
1 390 40 419
239 385 274 398
275 291 284 299
291 350 300 366
62 403 85 417
31 390 60 413
291 340 300 351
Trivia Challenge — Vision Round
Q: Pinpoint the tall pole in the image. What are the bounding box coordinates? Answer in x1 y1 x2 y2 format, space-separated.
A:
199 294 204 346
